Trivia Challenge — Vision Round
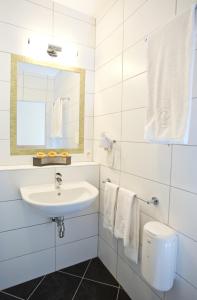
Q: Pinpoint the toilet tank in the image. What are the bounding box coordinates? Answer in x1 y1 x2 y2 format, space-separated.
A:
141 221 177 292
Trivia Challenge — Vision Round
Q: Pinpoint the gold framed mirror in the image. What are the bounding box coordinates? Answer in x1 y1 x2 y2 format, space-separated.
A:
10 54 85 155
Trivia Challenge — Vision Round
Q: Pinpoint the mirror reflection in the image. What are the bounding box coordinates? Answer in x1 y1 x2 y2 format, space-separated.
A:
11 55 85 155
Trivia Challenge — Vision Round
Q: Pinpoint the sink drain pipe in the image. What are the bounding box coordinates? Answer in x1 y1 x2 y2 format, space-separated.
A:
51 217 65 238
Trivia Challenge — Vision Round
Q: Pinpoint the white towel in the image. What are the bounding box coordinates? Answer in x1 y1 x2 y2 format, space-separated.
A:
51 97 63 138
103 182 119 233
114 188 139 264
145 5 196 144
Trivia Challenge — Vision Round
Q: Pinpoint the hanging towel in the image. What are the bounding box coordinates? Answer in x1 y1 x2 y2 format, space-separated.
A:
144 5 197 144
114 188 139 264
50 97 63 138
103 182 119 233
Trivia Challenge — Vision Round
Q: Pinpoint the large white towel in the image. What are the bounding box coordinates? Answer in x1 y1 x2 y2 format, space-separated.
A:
114 188 139 264
51 97 63 138
145 5 196 144
103 182 119 233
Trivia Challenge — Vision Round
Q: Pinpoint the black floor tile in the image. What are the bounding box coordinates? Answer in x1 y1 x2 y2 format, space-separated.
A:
29 272 80 300
3 277 43 300
85 258 119 287
60 260 90 277
0 293 18 300
74 279 118 300
118 289 132 300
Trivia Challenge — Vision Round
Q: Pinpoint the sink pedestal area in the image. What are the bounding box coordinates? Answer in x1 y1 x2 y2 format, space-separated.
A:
20 181 99 238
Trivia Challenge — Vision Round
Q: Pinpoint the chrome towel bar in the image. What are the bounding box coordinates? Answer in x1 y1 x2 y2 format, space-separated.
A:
102 178 159 206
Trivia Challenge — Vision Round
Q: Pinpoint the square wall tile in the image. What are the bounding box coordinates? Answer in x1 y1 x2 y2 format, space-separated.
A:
0 0 52 34
122 108 146 142
169 188 197 240
123 41 147 80
94 113 121 141
122 72 148 111
95 55 122 92
96 0 123 46
0 111 9 139
121 142 171 185
0 200 48 232
0 223 55 261
120 172 170 223
0 81 10 110
124 0 147 20
56 236 98 270
117 256 160 300
54 12 95 48
171 145 197 193
0 248 55 290
94 84 122 116
98 237 117 278
165 275 197 300
124 0 176 48
0 52 10 81
96 25 123 69
99 214 118 251
176 233 197 288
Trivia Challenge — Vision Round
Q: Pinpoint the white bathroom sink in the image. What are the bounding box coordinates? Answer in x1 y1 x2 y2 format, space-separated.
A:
20 181 99 217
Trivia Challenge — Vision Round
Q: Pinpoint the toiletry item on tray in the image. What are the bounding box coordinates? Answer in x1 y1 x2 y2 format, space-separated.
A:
33 151 71 166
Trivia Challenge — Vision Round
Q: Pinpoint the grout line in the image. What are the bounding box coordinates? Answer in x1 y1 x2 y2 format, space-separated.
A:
115 286 120 300
24 0 96 26
175 0 178 16
83 277 119 289
27 275 46 300
0 246 55 264
123 0 148 23
167 145 173 224
94 106 146 118
0 291 24 300
72 259 92 300
96 0 119 26
58 270 82 279
95 71 147 94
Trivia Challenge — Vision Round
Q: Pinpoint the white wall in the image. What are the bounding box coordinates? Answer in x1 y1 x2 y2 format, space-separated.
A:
0 163 99 290
0 0 95 165
94 1 197 300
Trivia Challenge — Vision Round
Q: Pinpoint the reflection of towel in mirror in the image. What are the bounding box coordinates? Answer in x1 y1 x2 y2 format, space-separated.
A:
50 97 63 138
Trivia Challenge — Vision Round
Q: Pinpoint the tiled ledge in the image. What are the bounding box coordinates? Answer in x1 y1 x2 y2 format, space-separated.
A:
0 162 99 171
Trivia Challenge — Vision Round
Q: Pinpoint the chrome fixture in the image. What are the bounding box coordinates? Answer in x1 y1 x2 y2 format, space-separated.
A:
146 197 159 206
102 178 111 184
52 217 65 238
55 172 63 189
102 178 159 206
47 44 62 57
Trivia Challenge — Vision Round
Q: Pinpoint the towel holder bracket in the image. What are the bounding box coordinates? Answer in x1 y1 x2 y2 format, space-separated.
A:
146 197 159 206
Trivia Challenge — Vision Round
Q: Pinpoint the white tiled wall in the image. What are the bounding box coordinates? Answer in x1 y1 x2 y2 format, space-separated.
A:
0 0 95 165
94 1 197 299
0 164 99 290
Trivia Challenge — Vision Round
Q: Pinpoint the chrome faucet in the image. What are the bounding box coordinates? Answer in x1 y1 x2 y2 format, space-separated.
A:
55 172 63 189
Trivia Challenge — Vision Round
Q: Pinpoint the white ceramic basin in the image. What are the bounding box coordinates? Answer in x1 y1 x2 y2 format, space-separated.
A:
20 181 99 217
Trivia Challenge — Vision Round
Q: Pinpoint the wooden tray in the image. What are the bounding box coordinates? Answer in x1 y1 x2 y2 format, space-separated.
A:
33 156 71 166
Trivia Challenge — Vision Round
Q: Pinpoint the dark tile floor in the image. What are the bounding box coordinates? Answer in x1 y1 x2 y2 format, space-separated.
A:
0 258 131 300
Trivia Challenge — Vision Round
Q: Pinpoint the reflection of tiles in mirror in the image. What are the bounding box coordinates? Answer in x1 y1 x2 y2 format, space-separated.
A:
12 56 84 154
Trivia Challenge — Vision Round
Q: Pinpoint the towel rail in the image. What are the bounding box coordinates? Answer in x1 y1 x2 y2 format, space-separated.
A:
102 178 159 206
